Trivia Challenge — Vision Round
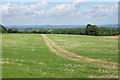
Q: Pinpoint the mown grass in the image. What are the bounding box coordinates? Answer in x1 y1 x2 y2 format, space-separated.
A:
47 34 118 62
2 34 118 78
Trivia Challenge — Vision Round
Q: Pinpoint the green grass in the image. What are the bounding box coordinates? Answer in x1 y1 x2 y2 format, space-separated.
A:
2 34 118 78
47 34 118 62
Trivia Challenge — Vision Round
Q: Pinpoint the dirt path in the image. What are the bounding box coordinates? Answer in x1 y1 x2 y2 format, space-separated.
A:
42 34 118 69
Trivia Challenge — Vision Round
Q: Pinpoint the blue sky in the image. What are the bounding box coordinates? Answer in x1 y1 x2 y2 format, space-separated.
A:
0 1 118 25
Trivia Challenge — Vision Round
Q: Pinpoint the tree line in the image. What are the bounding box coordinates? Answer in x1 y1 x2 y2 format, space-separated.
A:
1 24 120 36
51 24 120 36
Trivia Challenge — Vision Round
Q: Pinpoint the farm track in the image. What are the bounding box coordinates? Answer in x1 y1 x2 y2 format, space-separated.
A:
42 34 118 69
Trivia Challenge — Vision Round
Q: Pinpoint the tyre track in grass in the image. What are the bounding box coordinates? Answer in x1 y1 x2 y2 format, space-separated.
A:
42 34 118 69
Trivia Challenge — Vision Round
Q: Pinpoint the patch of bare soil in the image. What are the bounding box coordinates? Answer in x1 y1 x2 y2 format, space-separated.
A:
104 36 119 39
1 58 45 65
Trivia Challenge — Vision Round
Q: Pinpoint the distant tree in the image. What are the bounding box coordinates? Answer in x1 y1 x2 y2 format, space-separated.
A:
7 29 18 33
117 28 120 35
12 30 18 33
111 28 118 36
0 24 7 33
85 24 92 35
31 30 38 33
98 27 106 36
90 25 99 36
85 24 99 36
7 29 13 33
98 27 118 36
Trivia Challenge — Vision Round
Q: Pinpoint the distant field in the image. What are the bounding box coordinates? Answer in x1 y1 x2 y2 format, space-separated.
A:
2 34 118 78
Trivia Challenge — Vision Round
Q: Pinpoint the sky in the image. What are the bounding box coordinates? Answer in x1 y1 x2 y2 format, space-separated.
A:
0 0 119 25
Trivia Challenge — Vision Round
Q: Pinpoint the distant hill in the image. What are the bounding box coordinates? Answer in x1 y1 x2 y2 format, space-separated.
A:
5 24 120 31
0 24 7 33
4 24 119 30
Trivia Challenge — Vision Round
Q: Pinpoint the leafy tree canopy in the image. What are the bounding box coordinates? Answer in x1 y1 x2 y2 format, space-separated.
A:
0 24 7 33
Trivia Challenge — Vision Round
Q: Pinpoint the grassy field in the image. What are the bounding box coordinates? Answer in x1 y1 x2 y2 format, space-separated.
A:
47 34 118 62
2 34 118 78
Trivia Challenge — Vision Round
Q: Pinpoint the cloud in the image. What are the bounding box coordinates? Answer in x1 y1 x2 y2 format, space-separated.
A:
74 0 83 8
1 1 47 16
30 1 48 10
1 1 118 25
46 3 76 17
74 0 119 2
1 1 82 18
2 2 117 18
83 4 118 19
